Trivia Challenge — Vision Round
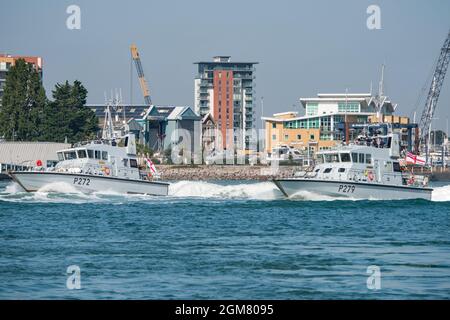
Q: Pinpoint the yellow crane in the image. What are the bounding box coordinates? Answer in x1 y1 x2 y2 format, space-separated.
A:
130 44 152 106
130 44 166 153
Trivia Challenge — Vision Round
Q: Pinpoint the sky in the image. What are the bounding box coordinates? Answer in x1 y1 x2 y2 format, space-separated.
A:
1 0 450 131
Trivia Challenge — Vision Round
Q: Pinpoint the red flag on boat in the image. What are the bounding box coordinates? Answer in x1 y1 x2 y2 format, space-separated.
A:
144 158 157 175
406 152 426 166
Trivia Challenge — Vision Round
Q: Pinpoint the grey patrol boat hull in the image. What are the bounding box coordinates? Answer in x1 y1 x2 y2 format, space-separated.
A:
273 178 433 200
9 171 169 196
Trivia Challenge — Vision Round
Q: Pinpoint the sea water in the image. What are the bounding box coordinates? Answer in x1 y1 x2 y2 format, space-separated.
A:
0 179 449 299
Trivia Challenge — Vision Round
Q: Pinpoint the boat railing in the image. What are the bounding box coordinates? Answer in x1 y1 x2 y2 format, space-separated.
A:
347 169 369 182
401 172 429 187
73 139 120 148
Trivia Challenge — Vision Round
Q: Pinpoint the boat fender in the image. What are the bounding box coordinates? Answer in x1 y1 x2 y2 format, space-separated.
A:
408 176 415 185
104 167 111 176
368 172 374 181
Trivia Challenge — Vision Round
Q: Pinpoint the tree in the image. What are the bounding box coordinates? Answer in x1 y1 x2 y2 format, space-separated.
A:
136 142 154 157
40 80 99 143
0 59 47 140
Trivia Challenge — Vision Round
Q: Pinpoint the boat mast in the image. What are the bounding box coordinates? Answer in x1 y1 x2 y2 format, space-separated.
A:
103 94 114 140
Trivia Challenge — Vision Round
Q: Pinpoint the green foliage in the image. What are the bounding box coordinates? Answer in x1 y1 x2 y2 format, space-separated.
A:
151 157 161 164
40 80 99 143
164 146 173 164
136 143 154 157
0 59 98 142
0 59 47 140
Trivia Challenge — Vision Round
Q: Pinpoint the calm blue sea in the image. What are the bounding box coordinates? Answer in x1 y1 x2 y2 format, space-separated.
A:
0 179 449 299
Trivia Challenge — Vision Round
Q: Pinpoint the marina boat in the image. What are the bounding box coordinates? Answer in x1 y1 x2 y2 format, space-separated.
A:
266 146 305 164
9 132 169 195
273 127 433 200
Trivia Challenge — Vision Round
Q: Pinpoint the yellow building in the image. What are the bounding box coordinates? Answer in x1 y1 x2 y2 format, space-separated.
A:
262 93 411 157
0 54 43 104
264 112 336 155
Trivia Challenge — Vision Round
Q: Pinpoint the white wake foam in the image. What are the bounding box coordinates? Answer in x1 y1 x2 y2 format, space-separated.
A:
1 180 450 202
431 184 450 202
168 180 283 200
4 182 24 194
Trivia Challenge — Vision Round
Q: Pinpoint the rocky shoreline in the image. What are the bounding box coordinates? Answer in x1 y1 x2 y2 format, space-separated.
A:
156 165 298 181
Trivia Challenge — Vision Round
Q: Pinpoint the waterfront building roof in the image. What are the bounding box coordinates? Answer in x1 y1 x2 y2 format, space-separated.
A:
0 142 70 166
143 105 201 121
299 92 397 114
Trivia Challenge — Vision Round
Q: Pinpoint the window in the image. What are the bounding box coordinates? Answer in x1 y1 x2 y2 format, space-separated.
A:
359 153 365 163
306 103 318 116
338 168 346 173
310 134 315 140
87 150 94 159
308 118 320 129
64 151 77 160
47 160 57 168
272 135 277 140
324 168 333 173
272 123 276 129
123 158 128 167
338 102 359 113
299 120 306 128
284 134 289 141
129 159 138 168
351 153 358 163
340 153 351 162
365 154 372 164
57 152 64 161
102 151 108 160
320 116 332 131
393 162 402 172
297 134 301 140
77 150 87 159
95 150 101 159
324 154 339 163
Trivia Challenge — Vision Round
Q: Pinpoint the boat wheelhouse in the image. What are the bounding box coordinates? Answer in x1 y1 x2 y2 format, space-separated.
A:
9 132 169 196
273 126 433 200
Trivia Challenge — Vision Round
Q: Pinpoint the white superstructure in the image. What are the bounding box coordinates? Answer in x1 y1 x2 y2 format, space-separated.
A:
273 127 433 200
9 132 169 196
